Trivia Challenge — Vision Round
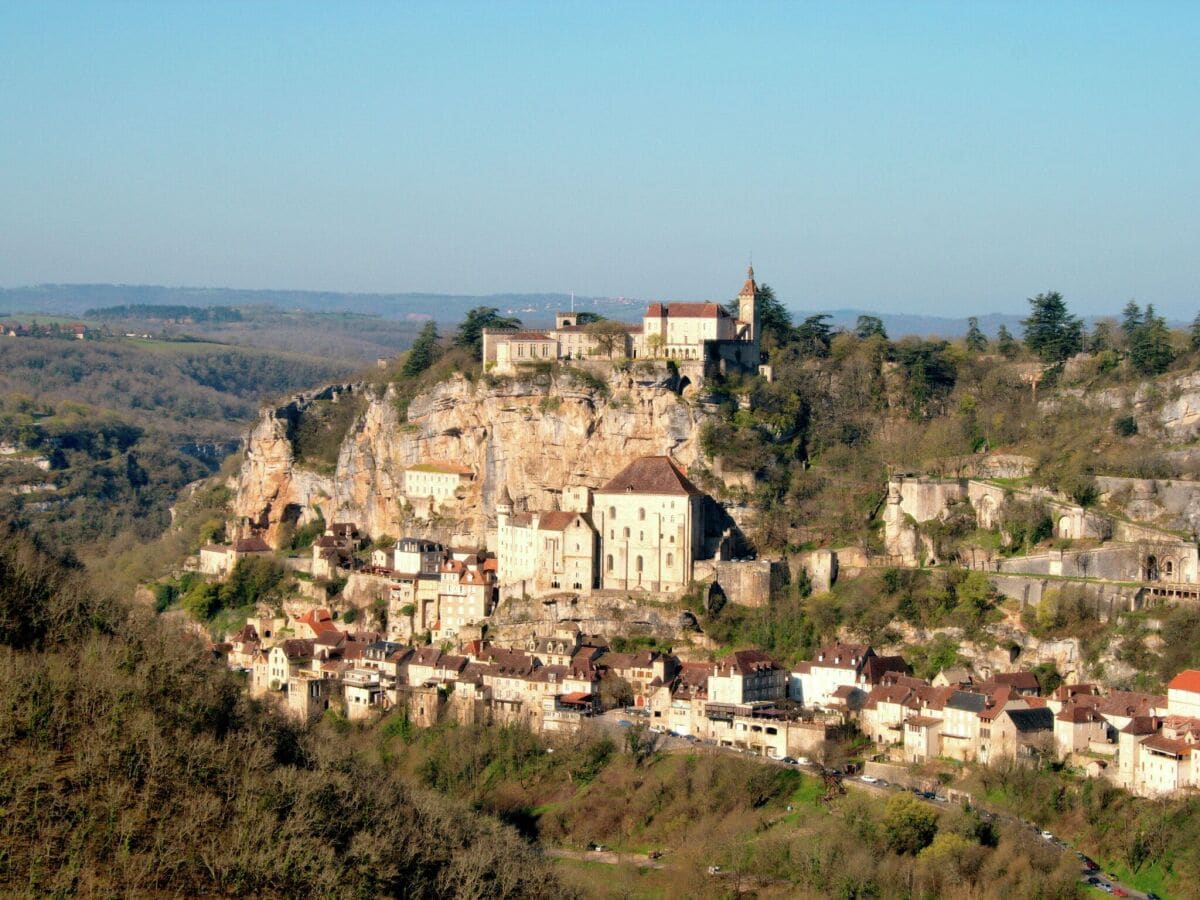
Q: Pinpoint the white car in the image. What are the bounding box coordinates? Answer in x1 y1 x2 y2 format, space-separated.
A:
1040 830 1054 841
860 775 879 784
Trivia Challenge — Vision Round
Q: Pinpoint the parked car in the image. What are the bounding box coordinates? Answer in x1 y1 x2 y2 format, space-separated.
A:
617 720 633 728
781 756 798 765
795 757 810 766
860 775 879 784
1040 831 1054 841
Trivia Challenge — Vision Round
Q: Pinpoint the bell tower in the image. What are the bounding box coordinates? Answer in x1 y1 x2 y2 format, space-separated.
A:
737 265 759 343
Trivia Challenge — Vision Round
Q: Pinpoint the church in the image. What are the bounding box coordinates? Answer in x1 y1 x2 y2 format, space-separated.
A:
494 456 707 598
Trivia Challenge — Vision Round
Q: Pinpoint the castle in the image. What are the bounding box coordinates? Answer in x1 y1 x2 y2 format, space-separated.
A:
496 455 708 598
481 267 763 376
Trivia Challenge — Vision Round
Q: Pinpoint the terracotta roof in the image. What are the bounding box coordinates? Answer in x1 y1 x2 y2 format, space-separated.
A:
537 511 588 532
863 655 910 684
1096 691 1166 719
1142 734 1193 757
1057 704 1104 724
832 685 861 700
813 643 872 670
1168 670 1200 693
864 684 913 710
715 649 780 676
234 536 272 553
644 302 731 319
599 456 702 496
559 691 593 704
278 639 316 660
1120 715 1159 735
738 266 757 299
991 671 1040 692
296 608 339 635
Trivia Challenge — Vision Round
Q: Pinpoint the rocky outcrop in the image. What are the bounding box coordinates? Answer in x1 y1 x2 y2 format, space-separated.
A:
1052 369 1200 439
234 365 706 548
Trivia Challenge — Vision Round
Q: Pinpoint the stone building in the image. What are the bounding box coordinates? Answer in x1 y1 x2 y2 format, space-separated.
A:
481 267 761 375
495 484 598 596
594 456 705 592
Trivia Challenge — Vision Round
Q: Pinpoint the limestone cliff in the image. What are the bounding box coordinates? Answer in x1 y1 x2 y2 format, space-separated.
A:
234 365 707 548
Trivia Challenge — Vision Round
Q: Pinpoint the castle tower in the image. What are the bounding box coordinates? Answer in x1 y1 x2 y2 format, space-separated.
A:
737 265 759 343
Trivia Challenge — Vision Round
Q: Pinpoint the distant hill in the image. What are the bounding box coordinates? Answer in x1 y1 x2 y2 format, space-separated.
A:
0 283 1031 338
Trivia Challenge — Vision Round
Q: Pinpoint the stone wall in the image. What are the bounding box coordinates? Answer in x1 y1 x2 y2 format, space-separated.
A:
987 574 1139 619
708 559 784 608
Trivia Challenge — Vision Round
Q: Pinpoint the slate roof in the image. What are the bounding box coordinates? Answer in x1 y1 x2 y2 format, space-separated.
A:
599 456 702 496
946 690 988 713
1006 707 1054 732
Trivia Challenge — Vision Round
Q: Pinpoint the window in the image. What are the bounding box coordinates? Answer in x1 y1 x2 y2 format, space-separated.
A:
606 554 614 571
636 556 643 572
666 552 674 567
623 527 630 539
638 508 645 521
609 506 616 520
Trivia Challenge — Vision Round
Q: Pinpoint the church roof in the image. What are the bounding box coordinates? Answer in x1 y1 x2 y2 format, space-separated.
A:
738 265 757 298
537 511 589 532
599 456 702 496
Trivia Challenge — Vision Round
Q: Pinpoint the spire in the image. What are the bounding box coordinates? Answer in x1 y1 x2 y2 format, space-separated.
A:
497 483 513 507
738 265 758 299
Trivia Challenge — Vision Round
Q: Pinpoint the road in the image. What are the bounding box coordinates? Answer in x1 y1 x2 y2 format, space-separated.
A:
590 708 1153 898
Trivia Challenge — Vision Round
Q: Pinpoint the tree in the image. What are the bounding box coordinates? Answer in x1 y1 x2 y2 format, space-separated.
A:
402 321 440 377
584 319 630 358
884 793 939 854
1021 292 1083 363
855 315 887 340
1121 301 1144 341
1191 312 1200 352
795 314 833 358
1128 304 1175 375
454 307 521 359
574 311 604 325
965 317 988 353
996 325 1018 359
1088 320 1115 353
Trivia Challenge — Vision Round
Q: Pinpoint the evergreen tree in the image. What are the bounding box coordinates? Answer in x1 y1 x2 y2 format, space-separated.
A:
402 321 440 377
964 317 988 353
1190 312 1200 352
1121 301 1144 341
996 325 1018 359
1021 291 1083 363
1088 320 1114 353
454 306 521 359
1128 304 1175 375
855 315 888 340
795 314 833 358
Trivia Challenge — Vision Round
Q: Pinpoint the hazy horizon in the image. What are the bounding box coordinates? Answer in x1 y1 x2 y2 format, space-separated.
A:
2 2 1198 317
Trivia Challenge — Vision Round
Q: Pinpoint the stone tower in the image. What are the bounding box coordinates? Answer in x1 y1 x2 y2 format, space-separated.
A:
496 482 513 529
737 265 759 344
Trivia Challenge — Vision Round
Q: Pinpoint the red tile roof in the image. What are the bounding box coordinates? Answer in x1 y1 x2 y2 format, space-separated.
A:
538 511 587 532
1168 670 1200 693
644 302 731 319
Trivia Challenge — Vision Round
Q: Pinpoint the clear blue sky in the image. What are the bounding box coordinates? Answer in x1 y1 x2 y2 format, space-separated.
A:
1 1 1197 316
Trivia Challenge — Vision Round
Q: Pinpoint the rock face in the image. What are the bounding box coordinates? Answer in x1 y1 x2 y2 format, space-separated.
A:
234 365 706 548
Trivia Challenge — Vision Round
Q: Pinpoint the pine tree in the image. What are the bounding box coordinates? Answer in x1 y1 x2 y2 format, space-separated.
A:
1087 321 1114 353
1190 312 1200 352
1021 291 1083 363
965 317 988 353
996 325 1018 359
402 321 440 377
1121 301 1144 341
1128 304 1174 375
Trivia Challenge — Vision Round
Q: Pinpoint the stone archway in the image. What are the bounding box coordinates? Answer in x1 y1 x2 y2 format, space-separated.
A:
1144 555 1159 582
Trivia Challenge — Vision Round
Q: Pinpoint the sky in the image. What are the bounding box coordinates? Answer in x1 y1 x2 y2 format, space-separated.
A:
1 2 1198 317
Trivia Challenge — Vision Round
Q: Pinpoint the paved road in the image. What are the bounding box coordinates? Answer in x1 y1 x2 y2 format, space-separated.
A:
590 709 1153 897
